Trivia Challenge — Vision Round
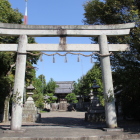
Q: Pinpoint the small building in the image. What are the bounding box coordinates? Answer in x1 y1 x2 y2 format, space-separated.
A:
55 81 75 111
55 81 75 103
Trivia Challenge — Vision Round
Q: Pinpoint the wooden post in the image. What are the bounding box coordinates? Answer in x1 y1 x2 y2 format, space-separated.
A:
10 35 27 130
99 34 117 128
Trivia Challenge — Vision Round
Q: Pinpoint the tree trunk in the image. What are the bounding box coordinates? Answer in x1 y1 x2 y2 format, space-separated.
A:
3 96 10 122
3 90 12 122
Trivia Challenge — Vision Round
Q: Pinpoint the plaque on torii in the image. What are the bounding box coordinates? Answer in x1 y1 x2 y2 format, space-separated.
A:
0 22 135 130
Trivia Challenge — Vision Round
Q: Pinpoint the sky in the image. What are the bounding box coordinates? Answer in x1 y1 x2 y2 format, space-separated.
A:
9 0 95 83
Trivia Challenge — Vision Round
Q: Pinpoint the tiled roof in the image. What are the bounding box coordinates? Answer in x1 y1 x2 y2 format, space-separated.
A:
55 88 72 94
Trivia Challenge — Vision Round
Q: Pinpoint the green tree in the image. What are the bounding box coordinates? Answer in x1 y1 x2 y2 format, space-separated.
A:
0 0 40 121
46 78 57 94
83 0 140 118
46 78 58 94
74 63 104 105
45 78 58 103
65 93 78 104
38 74 47 95
0 0 23 121
32 76 58 107
45 93 57 104
73 80 83 95
32 74 46 109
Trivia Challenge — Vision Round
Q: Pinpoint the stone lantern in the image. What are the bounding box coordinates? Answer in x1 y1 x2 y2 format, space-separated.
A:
22 83 41 123
89 89 93 103
90 80 100 107
85 80 105 122
26 84 35 103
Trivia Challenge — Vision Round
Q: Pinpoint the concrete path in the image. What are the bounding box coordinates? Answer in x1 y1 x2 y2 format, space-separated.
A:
0 111 140 140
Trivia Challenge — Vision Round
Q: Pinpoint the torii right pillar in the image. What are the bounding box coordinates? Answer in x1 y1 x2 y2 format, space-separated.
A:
99 34 117 128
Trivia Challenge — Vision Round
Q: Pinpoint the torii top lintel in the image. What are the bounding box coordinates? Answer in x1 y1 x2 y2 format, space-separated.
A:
0 22 135 37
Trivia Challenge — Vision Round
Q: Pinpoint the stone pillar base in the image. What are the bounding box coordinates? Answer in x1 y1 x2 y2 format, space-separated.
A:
22 102 41 123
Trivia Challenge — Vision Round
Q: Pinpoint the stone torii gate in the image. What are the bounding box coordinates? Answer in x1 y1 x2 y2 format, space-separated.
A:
0 22 135 130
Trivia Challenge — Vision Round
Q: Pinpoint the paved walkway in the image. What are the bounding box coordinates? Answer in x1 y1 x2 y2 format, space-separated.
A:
0 111 140 140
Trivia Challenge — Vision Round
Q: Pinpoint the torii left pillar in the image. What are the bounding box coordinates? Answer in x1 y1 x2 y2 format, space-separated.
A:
11 35 27 130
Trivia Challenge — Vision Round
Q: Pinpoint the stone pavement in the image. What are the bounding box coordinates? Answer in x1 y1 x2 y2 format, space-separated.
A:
0 111 140 140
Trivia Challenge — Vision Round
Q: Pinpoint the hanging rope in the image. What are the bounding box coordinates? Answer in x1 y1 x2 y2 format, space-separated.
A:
17 51 113 63
18 51 113 57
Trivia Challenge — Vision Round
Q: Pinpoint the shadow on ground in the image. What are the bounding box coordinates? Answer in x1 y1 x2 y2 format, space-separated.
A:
39 117 106 128
1 114 140 135
118 119 140 133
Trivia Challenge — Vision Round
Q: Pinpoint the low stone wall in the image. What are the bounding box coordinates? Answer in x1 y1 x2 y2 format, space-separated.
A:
85 112 105 122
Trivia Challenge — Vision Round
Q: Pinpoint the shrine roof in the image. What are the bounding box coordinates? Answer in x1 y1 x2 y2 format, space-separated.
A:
55 88 72 94
55 81 75 94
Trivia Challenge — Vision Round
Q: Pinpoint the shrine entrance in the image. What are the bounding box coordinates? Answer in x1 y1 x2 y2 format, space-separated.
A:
0 22 135 130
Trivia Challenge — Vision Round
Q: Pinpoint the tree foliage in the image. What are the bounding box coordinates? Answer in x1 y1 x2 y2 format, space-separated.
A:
32 74 45 109
73 64 104 105
45 78 58 103
45 78 58 94
0 0 22 114
83 0 140 118
0 0 40 115
32 76 58 105
65 93 78 104
46 93 57 104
